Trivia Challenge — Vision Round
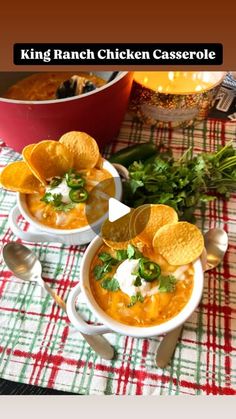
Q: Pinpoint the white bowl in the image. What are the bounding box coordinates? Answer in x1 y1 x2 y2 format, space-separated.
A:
8 160 122 245
66 235 204 338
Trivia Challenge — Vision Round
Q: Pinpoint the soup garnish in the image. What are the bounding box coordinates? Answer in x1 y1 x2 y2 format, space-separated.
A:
41 169 89 212
0 131 115 230
93 244 177 307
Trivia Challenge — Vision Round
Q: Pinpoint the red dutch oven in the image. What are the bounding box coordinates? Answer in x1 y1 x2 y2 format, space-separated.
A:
0 71 133 152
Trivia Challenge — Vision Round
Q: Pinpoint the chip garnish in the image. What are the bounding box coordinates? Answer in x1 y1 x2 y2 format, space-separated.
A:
29 140 73 185
22 143 36 166
59 131 100 170
152 221 204 265
130 204 178 247
0 161 41 193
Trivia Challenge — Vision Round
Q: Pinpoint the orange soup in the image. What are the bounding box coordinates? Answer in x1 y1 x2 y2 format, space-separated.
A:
90 244 194 327
3 72 106 101
26 167 114 230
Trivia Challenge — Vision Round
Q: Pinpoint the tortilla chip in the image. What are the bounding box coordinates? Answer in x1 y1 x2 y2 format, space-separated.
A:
59 131 100 170
29 140 73 184
152 221 204 265
22 143 36 170
95 154 104 169
101 210 134 250
0 161 41 193
130 204 178 247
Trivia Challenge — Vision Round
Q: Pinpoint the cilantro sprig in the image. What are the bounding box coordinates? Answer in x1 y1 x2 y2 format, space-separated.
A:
127 244 142 259
93 252 119 281
101 277 120 291
158 275 176 293
128 292 144 307
41 192 75 212
124 142 236 222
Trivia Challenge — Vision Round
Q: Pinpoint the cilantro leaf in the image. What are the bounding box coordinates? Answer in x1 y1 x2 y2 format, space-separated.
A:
51 194 63 207
116 249 128 261
55 203 75 212
41 192 54 204
127 244 142 259
41 191 75 212
128 292 144 307
41 192 63 207
103 262 113 274
129 179 144 194
93 262 113 281
101 277 120 291
98 252 112 262
134 276 142 287
127 244 136 259
93 265 105 280
98 252 117 265
158 275 176 293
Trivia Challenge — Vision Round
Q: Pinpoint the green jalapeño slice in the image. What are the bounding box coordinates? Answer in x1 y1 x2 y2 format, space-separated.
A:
139 259 161 282
66 173 85 189
69 188 88 203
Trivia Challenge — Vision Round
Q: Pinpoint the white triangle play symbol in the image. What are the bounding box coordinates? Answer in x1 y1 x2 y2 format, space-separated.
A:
108 198 131 222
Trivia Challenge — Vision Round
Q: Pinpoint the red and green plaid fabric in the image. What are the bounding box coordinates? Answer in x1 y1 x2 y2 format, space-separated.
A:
0 114 236 395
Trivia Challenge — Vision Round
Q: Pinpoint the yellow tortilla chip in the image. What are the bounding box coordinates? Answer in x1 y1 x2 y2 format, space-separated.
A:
0 161 41 194
101 211 134 250
59 131 100 170
22 143 36 168
130 204 178 247
29 140 73 185
152 221 204 265
95 154 104 169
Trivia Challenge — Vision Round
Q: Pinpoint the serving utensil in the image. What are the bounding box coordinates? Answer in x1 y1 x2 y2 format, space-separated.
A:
155 228 228 368
2 242 114 360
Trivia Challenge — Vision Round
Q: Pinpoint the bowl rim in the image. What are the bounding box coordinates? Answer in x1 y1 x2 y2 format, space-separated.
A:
0 71 129 105
17 159 122 235
80 235 204 338
133 71 227 96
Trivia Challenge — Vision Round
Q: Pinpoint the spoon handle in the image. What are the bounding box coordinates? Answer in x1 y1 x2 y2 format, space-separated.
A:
42 281 67 311
155 326 183 368
38 278 114 360
154 253 215 368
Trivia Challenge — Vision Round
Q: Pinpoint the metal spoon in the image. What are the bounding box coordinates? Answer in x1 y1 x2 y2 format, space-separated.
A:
155 228 228 368
2 242 114 360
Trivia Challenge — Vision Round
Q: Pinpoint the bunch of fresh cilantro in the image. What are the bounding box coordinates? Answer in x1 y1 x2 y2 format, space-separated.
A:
124 142 236 222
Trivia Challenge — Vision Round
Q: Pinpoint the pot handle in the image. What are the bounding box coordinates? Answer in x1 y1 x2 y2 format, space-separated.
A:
8 205 64 243
67 284 111 335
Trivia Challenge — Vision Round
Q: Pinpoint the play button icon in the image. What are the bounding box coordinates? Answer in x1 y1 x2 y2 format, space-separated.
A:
108 198 131 222
84 176 150 241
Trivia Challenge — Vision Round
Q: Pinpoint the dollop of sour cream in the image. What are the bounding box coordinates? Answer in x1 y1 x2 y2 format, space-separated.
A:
114 259 189 299
46 178 71 204
115 259 151 298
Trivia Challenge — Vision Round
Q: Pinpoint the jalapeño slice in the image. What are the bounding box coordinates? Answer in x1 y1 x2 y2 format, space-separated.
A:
69 188 88 203
66 174 85 189
139 259 161 282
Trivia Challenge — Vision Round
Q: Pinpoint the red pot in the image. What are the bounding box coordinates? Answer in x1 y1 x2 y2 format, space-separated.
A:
0 71 133 152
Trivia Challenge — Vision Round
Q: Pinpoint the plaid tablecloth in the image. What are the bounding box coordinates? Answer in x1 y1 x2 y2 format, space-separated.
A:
0 115 236 395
